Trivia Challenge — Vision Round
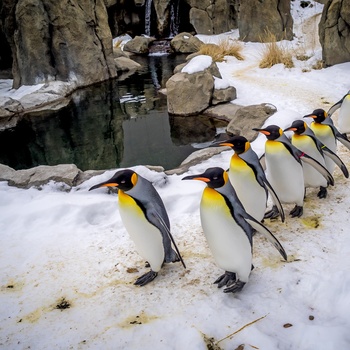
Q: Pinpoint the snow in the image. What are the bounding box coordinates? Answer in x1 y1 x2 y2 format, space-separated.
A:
1 1 350 349
214 76 230 90
181 55 213 74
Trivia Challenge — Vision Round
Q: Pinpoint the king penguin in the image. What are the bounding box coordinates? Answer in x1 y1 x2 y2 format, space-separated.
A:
284 120 348 198
305 108 350 175
182 167 287 293
216 135 285 222
328 90 350 135
253 125 334 218
89 169 186 286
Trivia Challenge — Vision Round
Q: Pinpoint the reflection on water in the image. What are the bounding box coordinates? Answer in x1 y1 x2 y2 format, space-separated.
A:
0 55 226 171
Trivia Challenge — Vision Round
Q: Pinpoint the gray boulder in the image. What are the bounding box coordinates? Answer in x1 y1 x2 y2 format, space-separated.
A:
170 32 203 53
189 8 213 35
212 86 237 105
226 103 277 141
123 36 155 55
1 164 82 189
166 70 214 115
114 57 142 72
319 0 350 66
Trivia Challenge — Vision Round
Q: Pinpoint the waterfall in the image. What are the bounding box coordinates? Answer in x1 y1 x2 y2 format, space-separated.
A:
169 0 180 38
145 0 153 36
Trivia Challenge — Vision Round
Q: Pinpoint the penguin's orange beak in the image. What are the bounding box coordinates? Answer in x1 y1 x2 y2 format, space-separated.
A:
89 181 119 191
182 175 210 183
252 128 270 135
284 127 297 132
303 114 316 119
219 142 234 147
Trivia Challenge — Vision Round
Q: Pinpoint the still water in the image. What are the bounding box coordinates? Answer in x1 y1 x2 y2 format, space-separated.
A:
0 55 226 171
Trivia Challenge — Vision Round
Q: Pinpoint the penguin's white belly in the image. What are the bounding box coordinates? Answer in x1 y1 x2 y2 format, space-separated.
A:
200 189 252 283
338 97 350 134
228 161 266 222
265 142 304 205
292 136 327 188
118 192 164 272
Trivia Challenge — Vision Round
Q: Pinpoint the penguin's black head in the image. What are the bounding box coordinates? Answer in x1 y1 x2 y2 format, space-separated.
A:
182 167 228 189
284 120 307 135
252 125 282 140
89 169 137 192
303 109 327 123
218 135 250 154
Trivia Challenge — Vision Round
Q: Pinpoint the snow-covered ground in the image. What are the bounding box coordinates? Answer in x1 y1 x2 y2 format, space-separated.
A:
1 1 350 349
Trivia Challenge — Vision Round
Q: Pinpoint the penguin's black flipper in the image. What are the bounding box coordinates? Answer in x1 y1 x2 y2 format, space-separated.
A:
153 212 186 269
134 270 158 286
245 216 288 261
334 129 350 151
328 97 344 117
298 152 335 186
322 116 350 150
321 145 349 178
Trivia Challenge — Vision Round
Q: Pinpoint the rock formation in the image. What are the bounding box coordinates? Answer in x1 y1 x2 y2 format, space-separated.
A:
166 55 236 116
238 0 293 42
319 0 350 66
2 0 117 89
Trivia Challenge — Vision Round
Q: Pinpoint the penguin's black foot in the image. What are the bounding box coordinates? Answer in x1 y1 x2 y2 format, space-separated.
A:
134 270 158 286
214 271 237 288
264 205 280 220
317 186 327 199
290 205 303 218
223 280 246 294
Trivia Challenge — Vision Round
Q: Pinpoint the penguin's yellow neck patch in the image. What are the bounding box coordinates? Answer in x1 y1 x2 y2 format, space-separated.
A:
310 122 332 137
201 188 230 215
292 134 307 141
265 140 286 154
118 190 144 216
230 154 253 175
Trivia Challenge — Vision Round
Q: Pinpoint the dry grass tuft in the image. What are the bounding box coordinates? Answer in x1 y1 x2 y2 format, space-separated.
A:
219 38 245 60
197 38 244 62
198 43 225 62
259 30 294 69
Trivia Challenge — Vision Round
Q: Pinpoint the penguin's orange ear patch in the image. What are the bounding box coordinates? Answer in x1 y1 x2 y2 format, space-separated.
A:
131 173 138 186
223 171 229 184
